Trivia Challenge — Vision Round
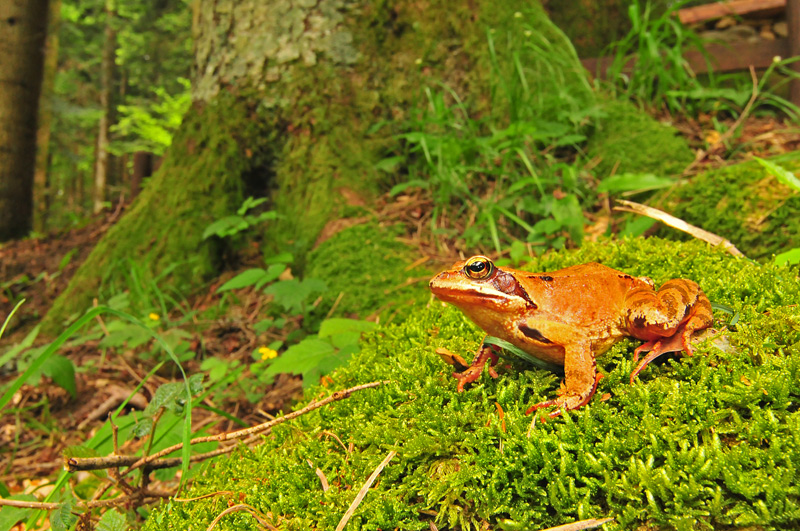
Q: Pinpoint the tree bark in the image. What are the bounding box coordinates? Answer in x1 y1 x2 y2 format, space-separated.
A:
0 0 50 241
93 0 116 214
33 0 62 233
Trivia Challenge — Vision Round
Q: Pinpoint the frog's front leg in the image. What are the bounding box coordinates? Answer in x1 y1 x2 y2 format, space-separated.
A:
453 341 500 392
624 278 713 380
525 342 599 418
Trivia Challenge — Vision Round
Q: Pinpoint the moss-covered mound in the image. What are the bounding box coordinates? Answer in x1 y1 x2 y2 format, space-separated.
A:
587 99 694 178
655 152 800 261
145 237 800 530
305 222 431 324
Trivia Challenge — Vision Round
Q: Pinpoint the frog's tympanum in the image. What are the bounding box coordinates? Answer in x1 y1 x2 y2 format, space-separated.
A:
429 256 713 417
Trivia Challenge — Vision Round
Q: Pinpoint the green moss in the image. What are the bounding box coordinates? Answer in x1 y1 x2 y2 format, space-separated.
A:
587 99 694 178
144 237 800 530
42 94 278 333
655 152 800 261
305 222 430 324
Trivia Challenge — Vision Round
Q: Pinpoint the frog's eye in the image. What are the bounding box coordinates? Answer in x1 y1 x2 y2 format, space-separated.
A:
464 256 494 280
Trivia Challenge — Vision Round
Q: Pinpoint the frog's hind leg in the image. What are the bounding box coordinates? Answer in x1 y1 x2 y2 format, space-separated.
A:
526 343 599 418
625 279 713 383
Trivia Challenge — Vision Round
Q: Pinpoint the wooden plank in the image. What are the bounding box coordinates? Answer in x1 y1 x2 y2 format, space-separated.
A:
677 0 785 25
786 0 800 106
581 39 790 79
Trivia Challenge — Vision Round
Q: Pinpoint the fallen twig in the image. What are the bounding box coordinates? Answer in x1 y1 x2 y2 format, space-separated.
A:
538 517 614 531
614 199 744 257
65 380 388 478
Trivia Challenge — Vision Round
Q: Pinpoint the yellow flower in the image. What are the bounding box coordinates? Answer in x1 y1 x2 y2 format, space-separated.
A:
259 347 278 360
148 313 160 321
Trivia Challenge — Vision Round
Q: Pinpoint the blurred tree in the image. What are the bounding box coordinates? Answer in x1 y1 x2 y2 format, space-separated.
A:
33 0 63 232
46 0 191 228
0 0 51 241
93 0 116 213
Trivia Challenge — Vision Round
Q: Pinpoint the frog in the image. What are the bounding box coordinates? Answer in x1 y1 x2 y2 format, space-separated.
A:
429 256 713 417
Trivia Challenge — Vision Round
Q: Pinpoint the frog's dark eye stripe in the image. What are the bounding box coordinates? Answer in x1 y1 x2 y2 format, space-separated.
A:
464 256 494 280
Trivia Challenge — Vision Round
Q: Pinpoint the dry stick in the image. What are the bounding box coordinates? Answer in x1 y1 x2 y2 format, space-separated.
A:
0 498 61 510
205 503 277 531
537 518 615 531
683 66 759 175
112 381 387 478
613 199 744 257
0 489 171 511
335 450 397 531
68 444 240 472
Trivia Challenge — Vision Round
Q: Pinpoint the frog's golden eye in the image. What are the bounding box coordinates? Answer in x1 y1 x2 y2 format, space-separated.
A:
464 256 494 280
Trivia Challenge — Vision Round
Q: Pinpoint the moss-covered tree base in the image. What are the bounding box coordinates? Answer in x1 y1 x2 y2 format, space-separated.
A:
144 238 800 530
587 99 694 178
41 95 273 332
654 151 800 261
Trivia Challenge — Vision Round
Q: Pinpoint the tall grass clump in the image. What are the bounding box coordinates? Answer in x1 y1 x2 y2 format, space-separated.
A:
382 6 601 254
604 0 800 120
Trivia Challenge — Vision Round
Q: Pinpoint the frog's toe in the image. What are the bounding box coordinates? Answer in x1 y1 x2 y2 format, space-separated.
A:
453 367 483 392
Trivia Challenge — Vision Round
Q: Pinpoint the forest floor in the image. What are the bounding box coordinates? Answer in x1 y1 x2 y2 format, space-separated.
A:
1 113 799 511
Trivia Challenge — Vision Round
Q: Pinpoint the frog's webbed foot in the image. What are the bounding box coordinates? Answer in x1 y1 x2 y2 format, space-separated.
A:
525 373 603 419
629 321 698 384
452 343 500 392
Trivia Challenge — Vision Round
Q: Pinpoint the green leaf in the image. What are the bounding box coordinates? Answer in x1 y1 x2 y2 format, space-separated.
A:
0 324 40 369
0 495 37 531
597 173 674 194
217 268 268 292
318 318 376 338
41 355 77 398
753 156 800 192
201 357 235 383
97 509 128 531
483 336 563 373
49 495 78 531
375 156 404 173
263 278 327 314
774 247 800 266
265 252 294 265
202 215 247 240
262 338 335 386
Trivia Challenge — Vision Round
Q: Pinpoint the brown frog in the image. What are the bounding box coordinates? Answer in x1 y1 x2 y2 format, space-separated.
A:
429 256 713 417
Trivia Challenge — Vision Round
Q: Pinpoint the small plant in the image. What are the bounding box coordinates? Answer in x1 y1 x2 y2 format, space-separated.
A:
202 196 278 240
603 1 800 121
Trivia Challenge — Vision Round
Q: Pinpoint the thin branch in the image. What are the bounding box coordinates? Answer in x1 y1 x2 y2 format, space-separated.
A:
0 498 61 510
537 518 615 531
613 199 744 257
68 442 240 472
65 381 387 477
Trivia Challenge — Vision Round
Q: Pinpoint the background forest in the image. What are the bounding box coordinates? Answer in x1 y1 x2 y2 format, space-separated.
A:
1 0 800 530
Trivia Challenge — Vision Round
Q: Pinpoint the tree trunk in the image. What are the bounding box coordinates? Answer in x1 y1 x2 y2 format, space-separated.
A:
33 0 61 233
131 151 153 198
0 0 50 241
93 0 116 214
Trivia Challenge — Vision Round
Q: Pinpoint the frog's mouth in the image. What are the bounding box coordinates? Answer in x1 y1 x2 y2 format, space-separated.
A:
429 286 511 306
